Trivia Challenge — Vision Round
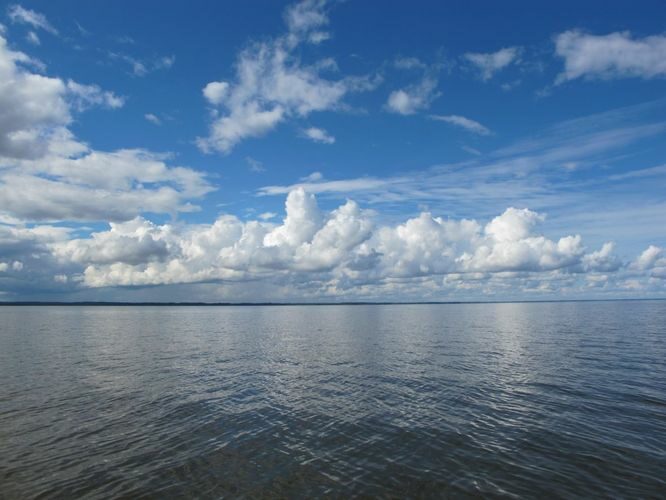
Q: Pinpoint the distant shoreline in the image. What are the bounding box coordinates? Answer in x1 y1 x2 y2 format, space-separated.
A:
0 298 664 306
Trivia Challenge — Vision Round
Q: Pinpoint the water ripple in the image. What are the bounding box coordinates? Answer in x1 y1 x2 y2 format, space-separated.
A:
1 301 665 497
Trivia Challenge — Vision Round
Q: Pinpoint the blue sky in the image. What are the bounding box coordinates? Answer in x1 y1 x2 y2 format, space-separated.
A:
0 0 665 301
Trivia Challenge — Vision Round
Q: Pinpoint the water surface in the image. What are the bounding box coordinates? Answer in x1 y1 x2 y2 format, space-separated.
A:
1 302 665 497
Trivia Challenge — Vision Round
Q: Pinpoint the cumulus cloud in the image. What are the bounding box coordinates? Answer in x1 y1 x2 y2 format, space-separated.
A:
34 189 649 292
0 36 69 159
55 218 170 265
464 47 521 81
555 31 666 83
0 36 124 159
0 223 75 294
0 147 212 222
634 245 662 270
302 126 335 144
0 33 212 223
197 0 376 154
430 114 492 135
202 81 230 105
454 209 587 273
632 245 666 279
580 242 622 272
7 4 58 35
2 188 663 299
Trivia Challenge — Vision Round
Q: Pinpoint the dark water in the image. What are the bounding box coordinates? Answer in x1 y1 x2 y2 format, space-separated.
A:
1 302 665 498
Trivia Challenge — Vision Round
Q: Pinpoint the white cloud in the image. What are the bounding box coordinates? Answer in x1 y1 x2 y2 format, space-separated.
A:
581 242 621 272
301 171 323 182
7 4 58 35
302 126 335 144
0 33 212 223
634 245 662 270
202 81 229 105
144 113 161 125
284 0 329 44
263 189 323 248
464 47 521 81
0 36 124 160
66 80 125 110
485 207 543 242
632 245 665 279
156 55 175 69
258 176 393 196
55 218 170 265
555 30 666 83
109 52 176 77
0 36 69 158
394 57 427 70
25 30 39 45
197 0 376 154
200 102 285 154
258 101 666 235
609 164 666 181
0 223 73 293
385 76 439 115
246 156 266 173
2 188 663 299
0 148 212 222
430 114 492 135
461 145 482 156
35 188 660 296
308 31 330 44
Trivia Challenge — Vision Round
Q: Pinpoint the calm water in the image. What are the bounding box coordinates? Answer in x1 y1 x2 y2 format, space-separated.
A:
1 302 665 498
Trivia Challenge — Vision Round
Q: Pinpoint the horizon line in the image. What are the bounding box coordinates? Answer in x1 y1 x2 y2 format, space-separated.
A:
0 298 664 306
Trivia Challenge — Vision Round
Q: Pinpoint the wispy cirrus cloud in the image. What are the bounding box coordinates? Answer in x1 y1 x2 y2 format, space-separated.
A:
258 100 666 252
7 4 58 35
246 156 266 173
430 114 492 135
464 47 521 80
144 113 161 125
109 52 175 77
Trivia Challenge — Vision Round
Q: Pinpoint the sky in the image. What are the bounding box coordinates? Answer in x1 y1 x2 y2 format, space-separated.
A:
0 0 665 302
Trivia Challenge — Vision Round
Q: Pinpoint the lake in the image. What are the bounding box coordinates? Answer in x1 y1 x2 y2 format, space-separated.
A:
1 302 665 497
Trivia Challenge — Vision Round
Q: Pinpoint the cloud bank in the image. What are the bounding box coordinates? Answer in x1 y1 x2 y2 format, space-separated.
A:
0 188 654 301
